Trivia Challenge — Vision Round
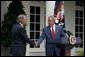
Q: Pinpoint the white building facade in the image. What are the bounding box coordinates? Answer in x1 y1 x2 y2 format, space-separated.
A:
1 1 84 56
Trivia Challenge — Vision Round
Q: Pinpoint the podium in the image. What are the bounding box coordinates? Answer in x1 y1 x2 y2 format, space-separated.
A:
48 36 81 56
60 36 81 56
54 24 82 56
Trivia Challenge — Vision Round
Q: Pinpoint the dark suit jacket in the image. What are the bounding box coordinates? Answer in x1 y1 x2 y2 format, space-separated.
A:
11 22 33 56
37 24 65 56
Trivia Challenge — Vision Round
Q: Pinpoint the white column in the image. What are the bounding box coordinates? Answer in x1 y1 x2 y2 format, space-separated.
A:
46 1 55 26
64 1 76 56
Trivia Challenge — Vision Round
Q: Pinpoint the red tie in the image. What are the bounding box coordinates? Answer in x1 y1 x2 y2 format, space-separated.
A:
51 26 56 41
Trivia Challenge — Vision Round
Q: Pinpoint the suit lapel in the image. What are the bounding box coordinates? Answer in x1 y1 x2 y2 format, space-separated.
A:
48 26 57 41
47 25 59 41
48 26 51 36
47 26 53 40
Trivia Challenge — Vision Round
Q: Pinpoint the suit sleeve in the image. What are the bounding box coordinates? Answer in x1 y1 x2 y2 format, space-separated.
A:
18 28 34 45
37 28 46 45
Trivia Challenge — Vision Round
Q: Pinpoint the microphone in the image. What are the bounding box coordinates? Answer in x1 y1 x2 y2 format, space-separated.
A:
63 28 73 37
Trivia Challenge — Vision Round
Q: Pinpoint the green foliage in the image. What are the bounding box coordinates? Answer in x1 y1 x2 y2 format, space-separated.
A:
78 51 84 56
77 51 84 56
1 1 26 48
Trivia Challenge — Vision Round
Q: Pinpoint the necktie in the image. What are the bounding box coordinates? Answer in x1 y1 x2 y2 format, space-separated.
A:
51 26 56 41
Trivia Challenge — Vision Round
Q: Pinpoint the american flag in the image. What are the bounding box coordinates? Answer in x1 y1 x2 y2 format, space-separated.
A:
54 1 65 28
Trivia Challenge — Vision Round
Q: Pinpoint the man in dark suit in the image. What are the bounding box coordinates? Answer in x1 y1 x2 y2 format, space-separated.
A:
11 14 34 56
35 15 65 56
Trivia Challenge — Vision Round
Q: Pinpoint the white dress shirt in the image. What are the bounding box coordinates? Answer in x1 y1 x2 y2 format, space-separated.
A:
19 22 24 28
50 24 56 33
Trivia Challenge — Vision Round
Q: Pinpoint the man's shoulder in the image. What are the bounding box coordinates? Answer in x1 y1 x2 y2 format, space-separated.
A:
41 26 49 31
55 24 63 29
12 23 22 31
43 26 49 29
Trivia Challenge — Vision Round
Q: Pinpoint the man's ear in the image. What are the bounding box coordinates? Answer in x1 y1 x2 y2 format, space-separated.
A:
19 18 22 22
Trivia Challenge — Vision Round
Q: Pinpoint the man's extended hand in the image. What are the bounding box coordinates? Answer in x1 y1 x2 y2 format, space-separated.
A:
30 39 35 46
34 41 39 48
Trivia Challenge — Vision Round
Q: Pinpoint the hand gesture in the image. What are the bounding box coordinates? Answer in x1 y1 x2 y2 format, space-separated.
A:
34 41 39 48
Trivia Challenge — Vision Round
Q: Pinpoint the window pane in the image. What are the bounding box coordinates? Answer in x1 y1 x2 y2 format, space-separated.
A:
80 41 83 47
30 32 34 48
79 26 83 32
80 11 83 17
75 33 80 37
75 10 78 17
75 26 78 32
36 7 40 14
36 15 40 22
36 24 40 31
79 1 84 6
80 18 83 25
80 33 83 40
30 23 34 31
30 32 34 39
75 1 84 6
36 32 40 39
75 18 78 25
76 1 79 6
30 15 35 22
30 6 35 14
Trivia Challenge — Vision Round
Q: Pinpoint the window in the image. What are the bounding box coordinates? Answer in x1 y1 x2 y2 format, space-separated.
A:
75 1 84 6
75 10 84 48
30 6 40 48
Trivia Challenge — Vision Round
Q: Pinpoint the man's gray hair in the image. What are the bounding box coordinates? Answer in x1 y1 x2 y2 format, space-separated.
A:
17 14 26 22
48 15 55 21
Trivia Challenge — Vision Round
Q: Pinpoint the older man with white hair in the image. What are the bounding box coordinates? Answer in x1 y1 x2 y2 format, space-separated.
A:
11 14 34 56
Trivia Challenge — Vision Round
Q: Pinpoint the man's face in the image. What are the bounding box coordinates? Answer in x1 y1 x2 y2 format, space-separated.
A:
48 17 55 26
22 16 28 26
